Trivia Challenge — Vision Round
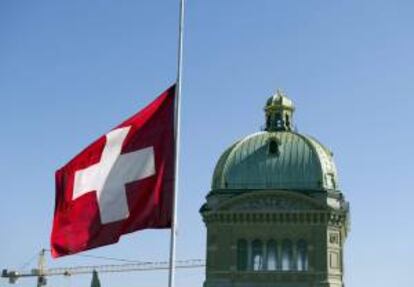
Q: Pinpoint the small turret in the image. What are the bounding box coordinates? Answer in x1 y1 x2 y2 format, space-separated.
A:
264 89 295 131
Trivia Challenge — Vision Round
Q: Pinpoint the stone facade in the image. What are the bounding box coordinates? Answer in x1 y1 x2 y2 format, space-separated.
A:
201 190 349 287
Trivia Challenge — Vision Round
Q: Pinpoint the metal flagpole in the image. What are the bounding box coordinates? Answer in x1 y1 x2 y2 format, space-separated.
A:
168 0 185 287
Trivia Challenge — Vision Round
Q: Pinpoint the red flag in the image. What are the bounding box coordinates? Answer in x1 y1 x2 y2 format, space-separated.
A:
51 85 175 258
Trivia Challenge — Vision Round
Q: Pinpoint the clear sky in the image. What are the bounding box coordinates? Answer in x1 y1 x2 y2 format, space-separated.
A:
1 1 413 286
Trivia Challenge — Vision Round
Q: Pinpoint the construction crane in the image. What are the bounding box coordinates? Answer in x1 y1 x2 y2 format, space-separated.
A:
1 250 205 287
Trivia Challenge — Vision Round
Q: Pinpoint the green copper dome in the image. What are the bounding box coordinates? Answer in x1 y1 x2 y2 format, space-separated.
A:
211 91 338 192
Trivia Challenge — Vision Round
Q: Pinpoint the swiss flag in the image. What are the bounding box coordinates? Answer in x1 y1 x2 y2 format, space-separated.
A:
51 85 176 258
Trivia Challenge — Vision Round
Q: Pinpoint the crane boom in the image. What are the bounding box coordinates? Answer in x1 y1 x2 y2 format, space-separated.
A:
2 259 205 285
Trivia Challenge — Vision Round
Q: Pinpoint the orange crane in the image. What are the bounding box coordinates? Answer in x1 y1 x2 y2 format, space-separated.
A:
1 250 205 287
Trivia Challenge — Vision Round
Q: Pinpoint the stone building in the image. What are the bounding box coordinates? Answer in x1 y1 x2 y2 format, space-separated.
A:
200 91 350 287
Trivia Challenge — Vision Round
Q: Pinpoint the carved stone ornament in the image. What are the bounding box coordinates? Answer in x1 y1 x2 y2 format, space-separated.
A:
329 233 340 245
219 192 324 212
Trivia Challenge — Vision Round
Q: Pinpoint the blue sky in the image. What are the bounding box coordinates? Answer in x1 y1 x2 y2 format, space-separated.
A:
1 1 413 286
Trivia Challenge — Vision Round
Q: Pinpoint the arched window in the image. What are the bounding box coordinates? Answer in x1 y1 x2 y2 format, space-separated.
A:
282 239 293 271
285 114 291 128
266 115 271 129
275 113 282 129
297 239 308 271
237 239 248 271
266 240 278 271
251 239 263 271
268 139 280 156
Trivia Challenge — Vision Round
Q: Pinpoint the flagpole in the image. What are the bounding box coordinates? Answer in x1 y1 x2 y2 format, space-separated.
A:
168 0 185 287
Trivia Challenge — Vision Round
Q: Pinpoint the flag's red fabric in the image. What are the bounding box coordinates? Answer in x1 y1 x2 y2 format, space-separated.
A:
51 85 175 258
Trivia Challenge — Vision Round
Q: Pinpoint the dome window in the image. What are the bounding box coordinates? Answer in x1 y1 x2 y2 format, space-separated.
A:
268 139 280 156
327 173 336 189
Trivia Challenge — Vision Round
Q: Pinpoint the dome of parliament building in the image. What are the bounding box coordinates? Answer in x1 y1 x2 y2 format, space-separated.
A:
200 90 350 287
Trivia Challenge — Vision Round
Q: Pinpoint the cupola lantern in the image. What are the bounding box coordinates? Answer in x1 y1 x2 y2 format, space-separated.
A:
264 89 295 132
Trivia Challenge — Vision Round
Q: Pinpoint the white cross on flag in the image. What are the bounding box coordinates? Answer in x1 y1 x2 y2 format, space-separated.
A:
51 85 176 258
